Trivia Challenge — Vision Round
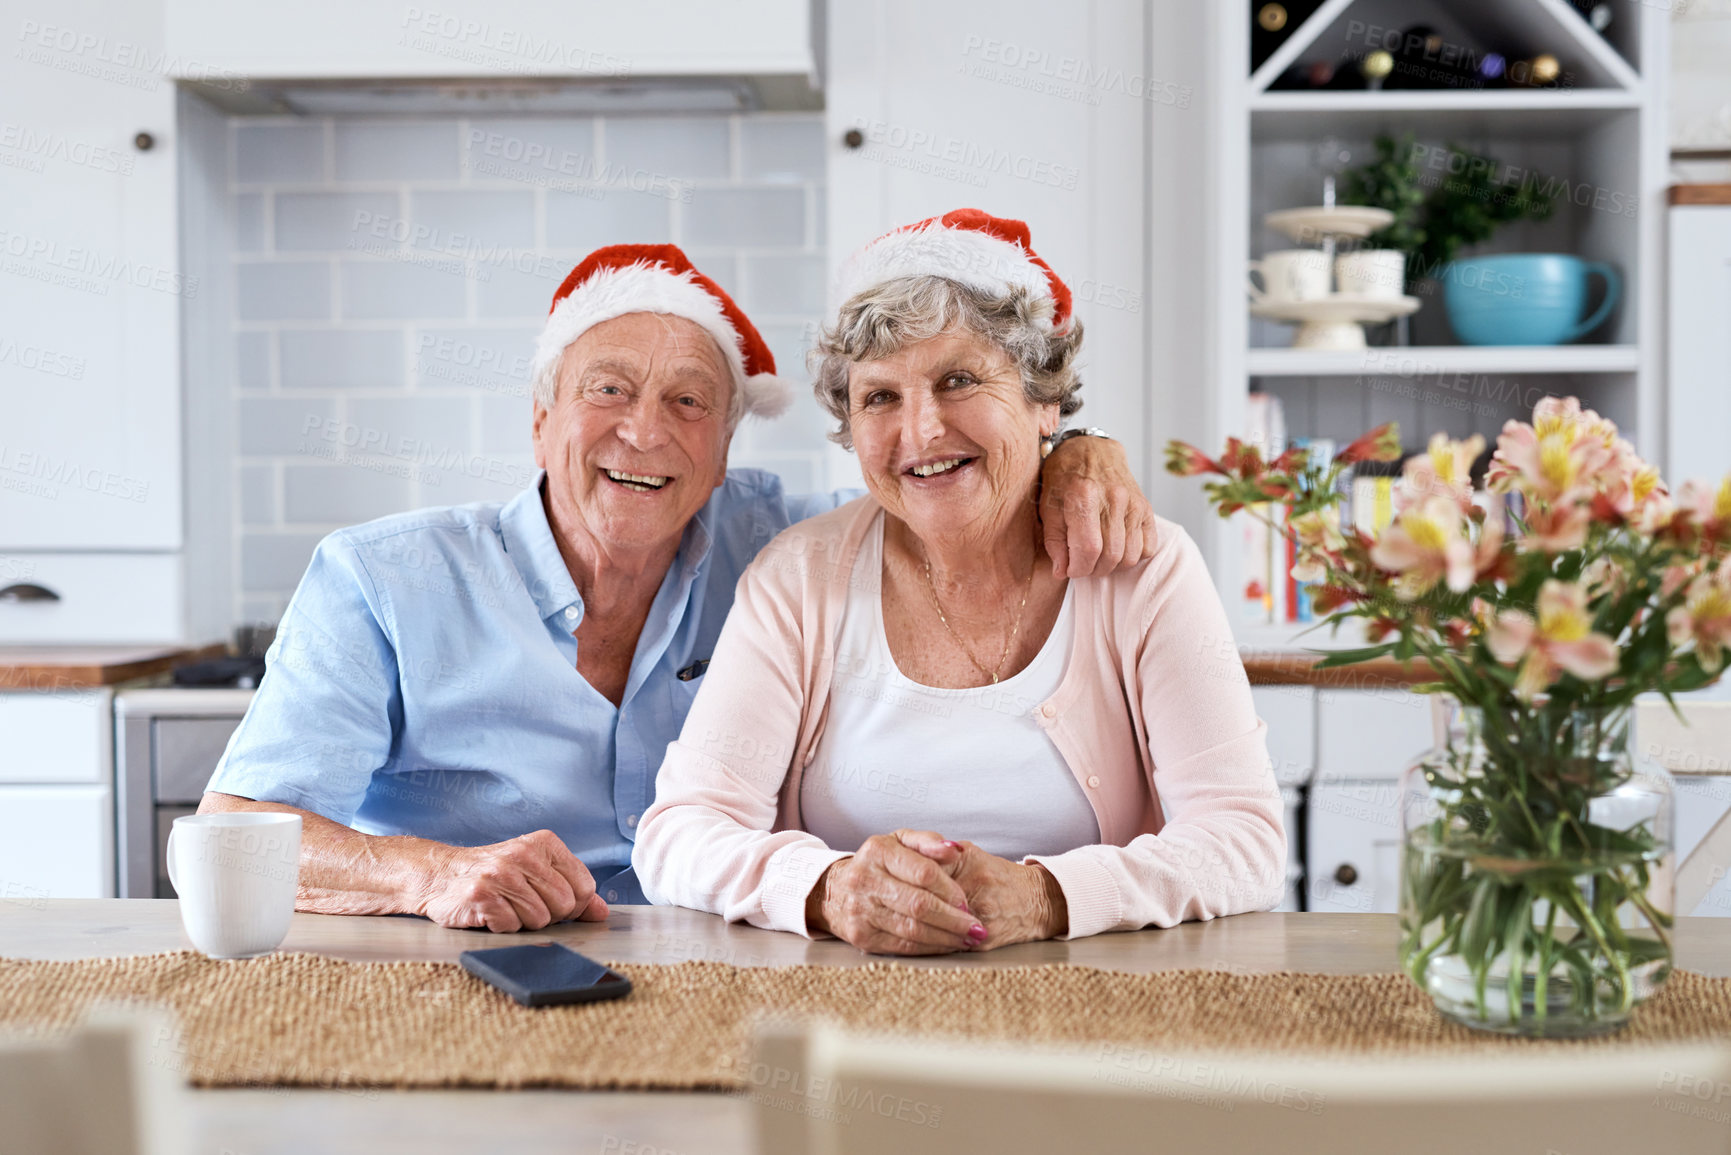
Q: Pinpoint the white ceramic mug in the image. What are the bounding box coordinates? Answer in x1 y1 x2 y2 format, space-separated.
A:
166 813 301 959
1247 249 1332 303
1335 249 1408 300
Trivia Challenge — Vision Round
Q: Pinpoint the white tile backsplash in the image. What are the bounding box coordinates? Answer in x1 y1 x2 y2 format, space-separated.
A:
545 188 673 250
235 262 331 321
335 121 461 182
684 187 807 247
279 329 404 389
408 189 537 250
237 397 338 457
227 111 831 622
235 331 272 391
602 116 732 180
275 191 398 252
235 123 326 184
341 260 467 320
738 117 826 182
284 464 413 524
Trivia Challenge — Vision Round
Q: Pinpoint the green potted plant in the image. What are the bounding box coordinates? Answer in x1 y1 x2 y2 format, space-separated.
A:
1339 133 1559 291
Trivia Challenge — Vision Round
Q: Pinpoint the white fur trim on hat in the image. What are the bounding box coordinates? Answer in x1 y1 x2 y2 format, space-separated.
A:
531 261 786 418
835 223 1058 329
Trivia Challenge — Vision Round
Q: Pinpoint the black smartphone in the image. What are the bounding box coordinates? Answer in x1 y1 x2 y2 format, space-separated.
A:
458 943 633 1007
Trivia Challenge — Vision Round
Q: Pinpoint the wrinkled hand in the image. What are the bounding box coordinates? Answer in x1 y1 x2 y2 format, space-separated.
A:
917 840 1068 950
806 830 986 955
1039 435 1158 579
418 829 609 932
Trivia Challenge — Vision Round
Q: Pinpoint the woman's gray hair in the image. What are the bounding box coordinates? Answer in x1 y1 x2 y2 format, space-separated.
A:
808 276 1084 449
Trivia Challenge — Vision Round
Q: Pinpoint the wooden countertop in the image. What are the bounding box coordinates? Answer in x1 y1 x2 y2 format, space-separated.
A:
0 644 224 690
1671 183 1731 206
1240 650 1436 688
6 902 1730 1155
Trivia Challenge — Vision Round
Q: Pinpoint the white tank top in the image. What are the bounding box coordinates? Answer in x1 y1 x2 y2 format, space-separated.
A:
800 512 1101 860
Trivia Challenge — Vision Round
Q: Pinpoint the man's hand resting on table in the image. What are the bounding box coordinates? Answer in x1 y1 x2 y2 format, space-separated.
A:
416 829 609 932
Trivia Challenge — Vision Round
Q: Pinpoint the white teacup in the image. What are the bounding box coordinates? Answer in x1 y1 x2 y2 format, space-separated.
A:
1248 249 1332 303
166 813 301 959
1335 249 1408 299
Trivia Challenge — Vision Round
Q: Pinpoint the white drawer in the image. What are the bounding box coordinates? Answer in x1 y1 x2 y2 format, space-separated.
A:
1251 685 1314 786
0 690 113 784
0 553 182 643
1316 688 1437 782
0 784 113 899
1306 777 1405 914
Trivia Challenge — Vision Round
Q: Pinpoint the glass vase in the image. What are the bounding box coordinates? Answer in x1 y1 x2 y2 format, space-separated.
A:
1398 701 1674 1037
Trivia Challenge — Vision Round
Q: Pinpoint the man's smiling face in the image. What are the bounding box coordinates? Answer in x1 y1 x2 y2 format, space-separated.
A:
532 312 735 562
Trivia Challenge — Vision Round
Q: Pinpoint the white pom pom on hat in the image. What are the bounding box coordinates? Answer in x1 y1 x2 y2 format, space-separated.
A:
531 243 793 420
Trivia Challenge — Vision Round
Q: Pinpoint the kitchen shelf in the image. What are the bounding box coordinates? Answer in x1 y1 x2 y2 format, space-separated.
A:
1246 344 1640 378
1249 92 1642 141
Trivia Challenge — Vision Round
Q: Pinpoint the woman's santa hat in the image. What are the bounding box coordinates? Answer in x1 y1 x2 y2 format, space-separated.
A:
532 243 792 419
834 208 1075 334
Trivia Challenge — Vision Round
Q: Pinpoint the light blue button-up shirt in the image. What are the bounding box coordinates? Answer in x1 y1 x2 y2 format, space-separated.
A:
207 470 841 904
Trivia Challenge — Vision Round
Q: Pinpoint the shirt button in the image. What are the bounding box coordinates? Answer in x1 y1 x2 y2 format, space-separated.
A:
626 814 638 828
606 890 618 903
1086 775 1102 789
563 607 579 620
1040 703 1057 718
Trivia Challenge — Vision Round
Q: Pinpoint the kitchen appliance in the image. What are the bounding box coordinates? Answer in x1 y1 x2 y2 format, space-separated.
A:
114 688 254 899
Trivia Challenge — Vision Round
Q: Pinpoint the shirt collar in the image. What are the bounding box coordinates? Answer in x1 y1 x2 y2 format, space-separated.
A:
500 472 721 624
500 475 582 623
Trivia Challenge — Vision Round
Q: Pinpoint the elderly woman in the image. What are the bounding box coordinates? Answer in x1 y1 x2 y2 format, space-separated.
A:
632 209 1284 954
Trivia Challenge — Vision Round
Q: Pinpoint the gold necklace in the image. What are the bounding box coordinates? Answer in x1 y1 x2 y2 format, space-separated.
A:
919 544 1037 684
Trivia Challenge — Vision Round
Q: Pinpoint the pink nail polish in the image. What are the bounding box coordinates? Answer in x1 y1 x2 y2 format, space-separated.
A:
943 840 962 850
967 924 987 943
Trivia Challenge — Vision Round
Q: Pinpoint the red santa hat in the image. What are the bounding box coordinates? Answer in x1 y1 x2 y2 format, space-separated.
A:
532 243 792 419
834 208 1075 334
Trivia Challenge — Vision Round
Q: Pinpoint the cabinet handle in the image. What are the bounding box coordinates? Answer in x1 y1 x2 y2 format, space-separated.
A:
134 131 155 151
842 128 864 149
1333 863 1359 887
0 582 59 603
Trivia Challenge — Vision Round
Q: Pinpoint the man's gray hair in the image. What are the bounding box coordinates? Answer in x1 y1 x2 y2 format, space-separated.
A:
808 276 1083 449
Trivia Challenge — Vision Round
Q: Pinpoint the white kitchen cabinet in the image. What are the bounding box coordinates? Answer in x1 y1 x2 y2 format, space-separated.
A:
1667 204 1731 487
1307 688 1436 914
2 2 180 552
1306 776 1406 914
823 0 1154 488
0 688 116 899
163 0 814 81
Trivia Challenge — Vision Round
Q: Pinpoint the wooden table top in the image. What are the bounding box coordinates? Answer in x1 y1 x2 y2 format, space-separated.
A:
10 901 1731 1154
0 644 225 690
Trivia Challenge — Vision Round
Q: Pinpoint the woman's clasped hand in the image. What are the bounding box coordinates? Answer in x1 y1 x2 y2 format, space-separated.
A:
806 830 1068 954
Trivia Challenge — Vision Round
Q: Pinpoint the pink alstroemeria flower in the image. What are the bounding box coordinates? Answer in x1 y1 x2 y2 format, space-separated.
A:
1487 397 1614 504
1396 432 1485 514
1668 567 1731 674
1370 495 1475 600
1485 580 1621 700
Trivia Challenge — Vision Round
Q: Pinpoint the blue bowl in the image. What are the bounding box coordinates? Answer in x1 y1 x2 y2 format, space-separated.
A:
1442 254 1621 345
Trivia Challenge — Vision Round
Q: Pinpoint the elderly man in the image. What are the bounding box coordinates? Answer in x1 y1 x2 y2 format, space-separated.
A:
199 243 1157 932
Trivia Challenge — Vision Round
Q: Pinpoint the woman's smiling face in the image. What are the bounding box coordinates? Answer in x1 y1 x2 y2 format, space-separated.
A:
846 329 1057 544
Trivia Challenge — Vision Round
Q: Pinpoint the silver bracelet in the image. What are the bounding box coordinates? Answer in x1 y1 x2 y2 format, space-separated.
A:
1040 426 1112 458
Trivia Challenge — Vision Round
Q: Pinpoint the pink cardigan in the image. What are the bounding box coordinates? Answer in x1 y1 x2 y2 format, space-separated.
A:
632 498 1286 940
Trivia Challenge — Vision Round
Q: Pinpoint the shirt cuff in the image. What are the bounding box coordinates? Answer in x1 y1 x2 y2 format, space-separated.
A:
1025 849 1122 941
761 843 853 938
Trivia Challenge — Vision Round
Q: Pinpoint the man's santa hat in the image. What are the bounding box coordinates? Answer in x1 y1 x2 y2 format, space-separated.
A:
834 208 1075 335
532 243 792 419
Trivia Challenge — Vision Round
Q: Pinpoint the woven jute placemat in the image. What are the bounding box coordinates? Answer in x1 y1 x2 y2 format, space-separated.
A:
3 952 1729 1090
